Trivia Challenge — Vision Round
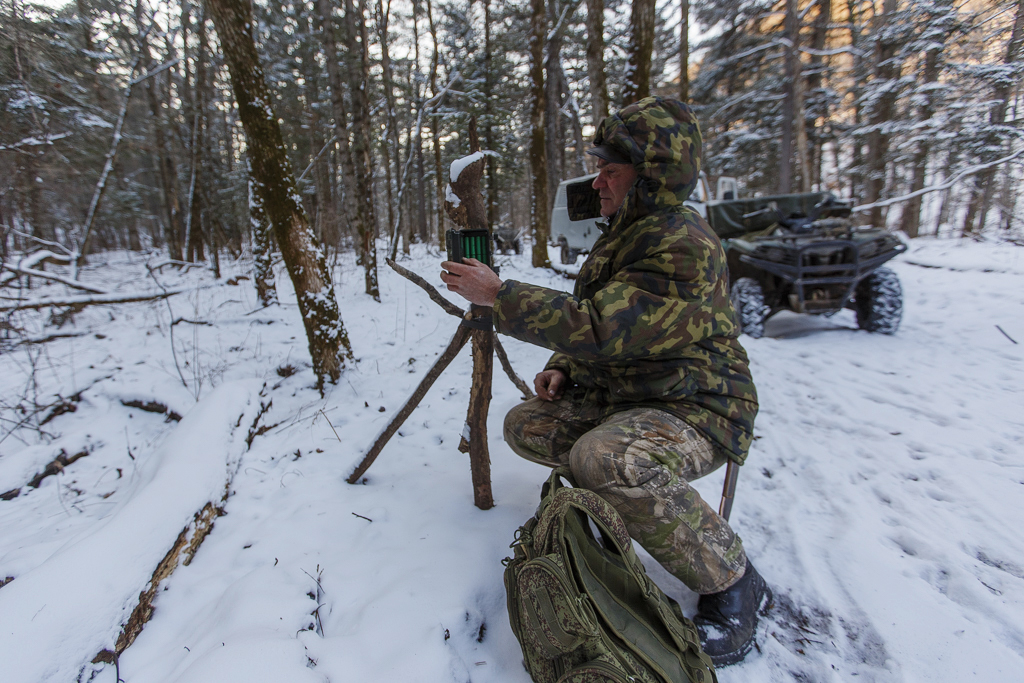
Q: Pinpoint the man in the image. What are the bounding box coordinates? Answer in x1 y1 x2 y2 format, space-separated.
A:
441 96 770 666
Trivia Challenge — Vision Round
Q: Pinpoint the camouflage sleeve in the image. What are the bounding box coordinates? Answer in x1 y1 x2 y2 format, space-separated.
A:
544 352 572 373
493 239 729 362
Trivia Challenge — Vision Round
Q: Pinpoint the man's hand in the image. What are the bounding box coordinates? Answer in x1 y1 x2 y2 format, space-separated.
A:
534 369 567 402
440 258 503 307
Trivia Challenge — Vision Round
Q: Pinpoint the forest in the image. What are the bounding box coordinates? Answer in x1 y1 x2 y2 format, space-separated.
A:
4 0 1022 273
2 2 1024 682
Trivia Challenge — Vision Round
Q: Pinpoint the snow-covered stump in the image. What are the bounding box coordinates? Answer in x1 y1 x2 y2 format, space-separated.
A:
0 381 267 683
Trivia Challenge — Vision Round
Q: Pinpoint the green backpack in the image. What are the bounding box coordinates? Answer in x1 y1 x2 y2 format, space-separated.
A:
503 469 718 683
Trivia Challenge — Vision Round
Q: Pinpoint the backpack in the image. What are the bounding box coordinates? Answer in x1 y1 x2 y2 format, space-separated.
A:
503 468 718 683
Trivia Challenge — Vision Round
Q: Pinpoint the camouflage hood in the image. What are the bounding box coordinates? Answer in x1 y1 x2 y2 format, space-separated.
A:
592 96 702 228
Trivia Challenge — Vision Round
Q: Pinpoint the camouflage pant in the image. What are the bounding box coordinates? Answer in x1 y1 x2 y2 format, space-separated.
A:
504 392 747 594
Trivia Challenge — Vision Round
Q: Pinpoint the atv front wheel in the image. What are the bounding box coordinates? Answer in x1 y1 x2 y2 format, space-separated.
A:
855 267 902 334
731 277 770 339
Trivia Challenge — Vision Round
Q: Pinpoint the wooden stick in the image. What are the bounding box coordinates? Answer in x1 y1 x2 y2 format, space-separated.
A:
467 307 494 510
493 334 534 399
386 258 463 318
347 323 473 484
718 460 740 522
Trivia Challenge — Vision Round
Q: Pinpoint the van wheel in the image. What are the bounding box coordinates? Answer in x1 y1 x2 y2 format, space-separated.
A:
560 243 580 265
731 278 769 339
855 267 902 334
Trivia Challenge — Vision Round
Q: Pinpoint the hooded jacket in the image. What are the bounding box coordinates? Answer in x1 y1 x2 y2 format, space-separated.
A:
493 97 758 463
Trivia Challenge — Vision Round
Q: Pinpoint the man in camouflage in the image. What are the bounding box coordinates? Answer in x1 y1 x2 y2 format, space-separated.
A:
441 96 771 666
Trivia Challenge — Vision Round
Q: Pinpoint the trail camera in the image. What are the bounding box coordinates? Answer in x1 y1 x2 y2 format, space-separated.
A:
446 228 497 271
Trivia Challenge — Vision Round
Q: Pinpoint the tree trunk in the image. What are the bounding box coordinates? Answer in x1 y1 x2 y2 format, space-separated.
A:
528 0 551 267
343 0 381 299
900 45 940 239
206 0 352 386
865 0 899 227
585 0 609 128
679 0 689 102
315 0 359 247
427 0 445 244
622 0 654 105
962 0 1024 235
545 0 565 208
248 172 278 306
484 0 498 230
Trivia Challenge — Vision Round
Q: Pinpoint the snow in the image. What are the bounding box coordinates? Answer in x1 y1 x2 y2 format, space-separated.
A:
0 381 263 682
0 240 1022 682
449 151 499 183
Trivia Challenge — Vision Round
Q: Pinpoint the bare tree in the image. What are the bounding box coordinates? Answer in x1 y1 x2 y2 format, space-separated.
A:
206 0 353 386
679 0 689 102
585 0 609 128
343 0 381 300
962 0 1024 235
528 0 551 268
622 0 655 105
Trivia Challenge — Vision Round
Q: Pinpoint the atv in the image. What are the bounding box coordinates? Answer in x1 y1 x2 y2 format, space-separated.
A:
709 193 907 338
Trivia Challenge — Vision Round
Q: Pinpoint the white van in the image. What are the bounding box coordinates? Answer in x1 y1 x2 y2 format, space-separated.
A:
550 172 722 264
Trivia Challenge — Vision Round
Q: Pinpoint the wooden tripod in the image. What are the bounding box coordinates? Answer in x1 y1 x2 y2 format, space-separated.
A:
346 121 531 510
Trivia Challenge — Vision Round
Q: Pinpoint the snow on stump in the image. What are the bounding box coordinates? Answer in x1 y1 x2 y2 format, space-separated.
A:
0 380 266 683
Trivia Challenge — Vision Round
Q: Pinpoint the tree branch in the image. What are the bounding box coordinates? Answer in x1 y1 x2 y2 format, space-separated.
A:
385 258 463 318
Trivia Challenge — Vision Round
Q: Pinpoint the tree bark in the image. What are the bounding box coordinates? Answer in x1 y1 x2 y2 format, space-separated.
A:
206 0 352 386
545 0 566 208
865 0 900 227
585 0 609 128
962 0 1024 235
622 0 655 105
134 2 185 261
315 0 359 247
528 0 551 268
343 0 381 299
900 44 940 238
248 172 278 306
679 0 689 102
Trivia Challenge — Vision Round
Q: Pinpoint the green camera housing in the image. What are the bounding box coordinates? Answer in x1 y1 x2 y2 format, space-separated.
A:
446 229 496 271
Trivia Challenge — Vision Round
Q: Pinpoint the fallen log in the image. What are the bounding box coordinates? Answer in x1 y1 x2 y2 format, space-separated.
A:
0 264 109 294
0 381 267 683
0 288 189 312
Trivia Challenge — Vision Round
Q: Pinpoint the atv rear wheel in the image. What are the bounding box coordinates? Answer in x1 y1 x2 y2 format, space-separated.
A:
731 278 770 339
855 267 902 334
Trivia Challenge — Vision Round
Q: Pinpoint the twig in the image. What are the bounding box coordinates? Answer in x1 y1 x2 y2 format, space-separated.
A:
318 409 342 441
385 258 463 318
493 335 533 398
145 264 189 392
170 317 211 326
347 324 472 483
351 512 373 522
996 325 1018 344
299 135 338 182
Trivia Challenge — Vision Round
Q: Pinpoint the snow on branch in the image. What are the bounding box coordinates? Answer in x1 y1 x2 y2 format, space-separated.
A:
853 149 1024 213
1 264 109 294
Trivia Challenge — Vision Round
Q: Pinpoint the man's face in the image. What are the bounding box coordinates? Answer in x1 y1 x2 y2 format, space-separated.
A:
592 160 638 218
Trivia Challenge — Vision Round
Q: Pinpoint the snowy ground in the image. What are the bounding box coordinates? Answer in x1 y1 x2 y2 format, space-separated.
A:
0 236 1021 682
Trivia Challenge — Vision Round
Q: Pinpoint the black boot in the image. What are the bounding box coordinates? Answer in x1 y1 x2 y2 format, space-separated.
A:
693 559 772 666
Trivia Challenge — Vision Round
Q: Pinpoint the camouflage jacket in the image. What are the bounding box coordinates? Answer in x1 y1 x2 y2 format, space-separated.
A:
493 97 758 463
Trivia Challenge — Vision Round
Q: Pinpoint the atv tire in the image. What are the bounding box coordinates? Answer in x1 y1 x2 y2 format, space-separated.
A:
855 267 902 334
731 277 769 339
